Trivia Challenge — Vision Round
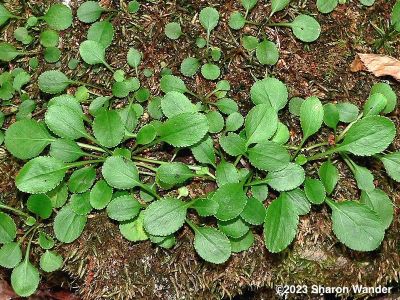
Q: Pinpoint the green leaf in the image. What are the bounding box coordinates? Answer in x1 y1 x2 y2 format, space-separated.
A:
192 225 231 264
143 198 188 236
161 91 196 118
201 63 220 80
27 194 52 219
316 0 338 13
290 15 321 43
242 35 259 50
11 260 39 297
165 22 182 39
363 93 387 117
215 160 240 186
5 119 54 159
228 11 245 30
212 183 247 221
0 4 15 27
284 188 310 215
199 7 219 33
79 40 108 67
38 70 71 94
156 162 194 186
38 232 55 250
160 75 187 93
50 139 85 162
43 4 73 30
93 110 125 148
191 135 216 166
159 112 208 147
128 0 140 13
345 158 374 191
360 189 393 229
0 43 22 62
271 122 290 144
263 194 299 253
220 133 247 156
215 98 238 114
48 94 83 117
327 199 385 251
265 163 305 191
240 197 266 225
68 167 96 193
271 0 291 15
323 103 339 130
218 217 249 238
191 197 219 217
250 78 288 111
180 57 200 77
241 0 258 11
90 179 113 209
251 184 269 201
0 242 22 268
206 111 224 133
225 112 244 132
256 40 279 65
77 1 104 23
40 250 63 272
47 182 68 208
304 178 326 204
150 234 176 249
70 192 92 215
119 212 148 242
127 47 142 68
102 156 140 189
45 104 88 140
318 160 338 195
245 104 278 146
87 21 114 48
370 82 397 114
230 231 254 253
360 0 375 6
16 156 67 194
336 102 359 123
300 96 323 142
107 195 141 221
391 0 400 31
0 212 16 244
136 124 156 145
248 141 290 171
380 151 400 182
54 206 87 243
338 116 395 156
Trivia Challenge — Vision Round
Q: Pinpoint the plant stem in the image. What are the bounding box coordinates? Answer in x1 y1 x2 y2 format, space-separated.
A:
0 204 30 219
77 142 107 153
132 139 161 155
132 156 166 165
306 147 338 162
304 141 330 151
66 159 106 169
136 162 158 172
139 183 160 199
336 113 362 142
266 22 292 27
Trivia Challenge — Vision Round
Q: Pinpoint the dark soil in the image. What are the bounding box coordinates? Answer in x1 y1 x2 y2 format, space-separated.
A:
0 0 400 299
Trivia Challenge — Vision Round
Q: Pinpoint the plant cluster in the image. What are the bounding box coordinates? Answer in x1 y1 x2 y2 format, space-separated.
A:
0 0 399 297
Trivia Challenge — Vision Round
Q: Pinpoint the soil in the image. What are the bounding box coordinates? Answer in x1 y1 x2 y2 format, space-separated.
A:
0 0 400 299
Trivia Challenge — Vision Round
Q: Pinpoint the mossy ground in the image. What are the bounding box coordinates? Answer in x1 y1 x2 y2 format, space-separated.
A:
0 0 399 299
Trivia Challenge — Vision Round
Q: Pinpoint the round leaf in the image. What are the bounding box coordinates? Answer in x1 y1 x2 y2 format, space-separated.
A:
107 195 141 221
11 260 40 297
54 206 87 243
16 157 67 194
102 156 140 189
143 198 188 236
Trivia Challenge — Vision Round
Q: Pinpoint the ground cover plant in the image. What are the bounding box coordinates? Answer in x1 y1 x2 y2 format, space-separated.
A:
0 0 399 297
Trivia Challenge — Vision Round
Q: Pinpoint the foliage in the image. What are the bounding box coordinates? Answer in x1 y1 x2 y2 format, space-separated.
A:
0 0 397 297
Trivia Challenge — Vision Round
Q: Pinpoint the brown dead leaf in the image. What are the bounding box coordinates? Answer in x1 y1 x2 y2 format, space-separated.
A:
350 53 400 81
